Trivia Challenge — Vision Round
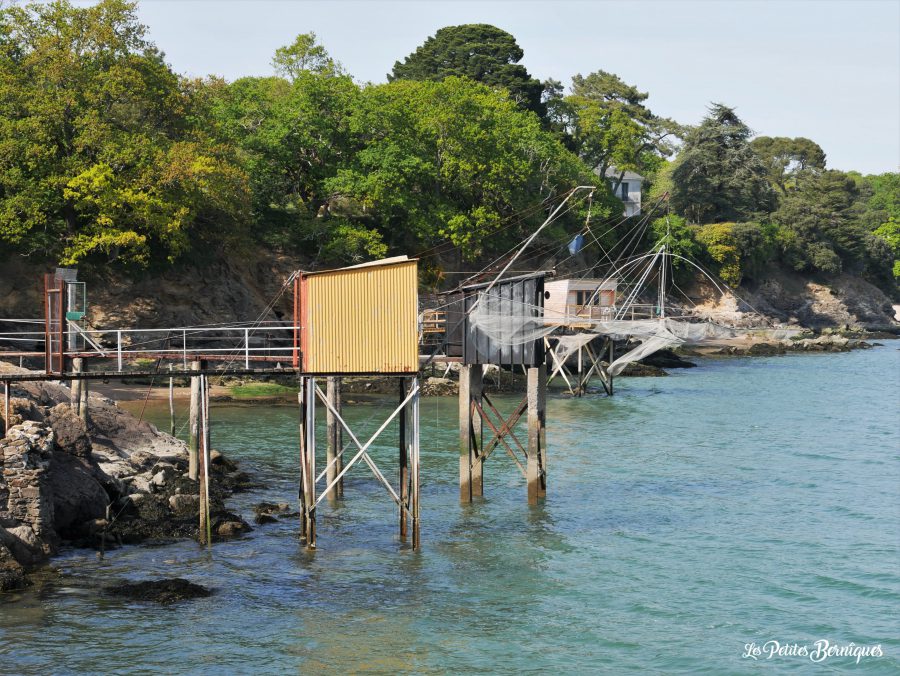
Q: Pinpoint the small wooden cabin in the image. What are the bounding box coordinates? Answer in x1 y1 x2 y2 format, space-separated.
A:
543 278 617 326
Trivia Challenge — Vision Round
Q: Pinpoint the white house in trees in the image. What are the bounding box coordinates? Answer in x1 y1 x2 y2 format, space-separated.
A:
600 167 644 217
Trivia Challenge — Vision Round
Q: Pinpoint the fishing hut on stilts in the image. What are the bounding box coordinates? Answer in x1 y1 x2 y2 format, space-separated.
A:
444 273 549 505
292 256 422 549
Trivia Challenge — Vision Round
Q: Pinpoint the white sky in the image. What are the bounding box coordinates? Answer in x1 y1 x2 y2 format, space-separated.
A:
88 0 900 174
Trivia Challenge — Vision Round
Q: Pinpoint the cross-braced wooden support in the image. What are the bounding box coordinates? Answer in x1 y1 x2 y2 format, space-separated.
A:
459 364 547 504
546 336 615 397
298 375 421 550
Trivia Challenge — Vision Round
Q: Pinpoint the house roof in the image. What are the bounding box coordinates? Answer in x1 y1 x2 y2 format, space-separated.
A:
598 166 644 181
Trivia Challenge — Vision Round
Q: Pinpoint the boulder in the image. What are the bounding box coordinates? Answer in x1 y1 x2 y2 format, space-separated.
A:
168 494 200 518
0 541 29 592
46 453 109 534
106 578 211 604
46 404 92 458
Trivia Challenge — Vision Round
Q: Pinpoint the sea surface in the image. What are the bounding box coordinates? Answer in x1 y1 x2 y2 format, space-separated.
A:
1 346 898 673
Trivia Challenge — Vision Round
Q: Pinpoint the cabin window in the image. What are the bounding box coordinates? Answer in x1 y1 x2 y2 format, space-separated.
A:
620 182 629 200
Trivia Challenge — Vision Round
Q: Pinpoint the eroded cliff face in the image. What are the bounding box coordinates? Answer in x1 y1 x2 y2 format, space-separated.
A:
0 251 299 335
686 268 897 329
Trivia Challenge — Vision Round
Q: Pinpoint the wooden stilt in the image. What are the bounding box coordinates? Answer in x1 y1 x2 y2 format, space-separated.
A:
410 376 421 549
168 364 175 436
79 359 89 424
297 388 307 542
608 338 615 395
459 365 472 503
399 378 409 538
325 376 343 502
4 381 9 436
526 364 547 504
471 367 484 497
576 345 583 397
198 373 211 545
458 365 483 503
71 357 83 416
188 360 200 480
300 377 317 549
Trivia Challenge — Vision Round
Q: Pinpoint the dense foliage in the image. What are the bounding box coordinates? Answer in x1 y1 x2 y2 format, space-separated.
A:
0 1 897 297
389 24 544 118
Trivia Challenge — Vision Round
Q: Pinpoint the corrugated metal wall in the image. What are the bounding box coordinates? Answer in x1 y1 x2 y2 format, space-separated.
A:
442 274 546 367
301 260 419 373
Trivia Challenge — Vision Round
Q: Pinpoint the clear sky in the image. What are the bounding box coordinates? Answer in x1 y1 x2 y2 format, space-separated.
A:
93 0 900 174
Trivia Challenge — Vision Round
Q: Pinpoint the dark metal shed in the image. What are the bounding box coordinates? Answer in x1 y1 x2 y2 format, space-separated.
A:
442 272 549 367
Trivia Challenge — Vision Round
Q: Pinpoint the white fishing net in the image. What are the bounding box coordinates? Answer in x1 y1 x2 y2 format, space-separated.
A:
470 291 787 376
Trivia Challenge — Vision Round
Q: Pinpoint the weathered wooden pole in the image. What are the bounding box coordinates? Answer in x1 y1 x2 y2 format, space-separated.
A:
299 377 316 549
526 364 547 504
325 376 343 502
297 388 307 543
608 338 615 396
188 360 201 480
4 381 9 435
70 357 83 416
458 365 483 502
576 345 584 397
168 364 175 436
399 377 409 538
411 377 421 549
79 359 89 424
198 373 212 546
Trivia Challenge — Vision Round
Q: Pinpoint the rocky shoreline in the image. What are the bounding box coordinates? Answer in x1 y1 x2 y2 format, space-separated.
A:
0 362 254 593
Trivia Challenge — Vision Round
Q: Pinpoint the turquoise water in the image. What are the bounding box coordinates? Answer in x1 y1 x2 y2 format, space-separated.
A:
1 347 898 673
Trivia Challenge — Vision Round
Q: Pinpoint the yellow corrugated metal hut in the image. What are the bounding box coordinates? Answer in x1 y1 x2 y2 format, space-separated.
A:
298 256 419 374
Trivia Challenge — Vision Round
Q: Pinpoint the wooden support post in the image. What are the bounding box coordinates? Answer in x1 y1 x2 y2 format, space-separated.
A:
471 367 483 497
325 376 343 502
608 338 615 396
168 364 175 436
198 373 212 546
526 364 547 504
4 381 9 436
188 360 201 480
297 388 307 543
411 377 421 549
399 377 409 538
299 377 317 549
576 345 583 397
458 365 483 503
70 357 83 416
79 359 89 425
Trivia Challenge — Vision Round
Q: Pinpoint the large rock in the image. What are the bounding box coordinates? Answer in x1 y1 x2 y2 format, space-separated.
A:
0 541 29 592
47 404 92 458
46 453 109 535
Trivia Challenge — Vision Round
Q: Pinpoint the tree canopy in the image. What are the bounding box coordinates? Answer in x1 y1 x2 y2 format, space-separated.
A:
670 104 776 224
0 0 249 266
0 2 896 297
750 136 826 193
389 24 545 118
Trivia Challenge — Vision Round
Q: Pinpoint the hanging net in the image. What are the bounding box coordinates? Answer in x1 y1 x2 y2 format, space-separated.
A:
469 291 793 377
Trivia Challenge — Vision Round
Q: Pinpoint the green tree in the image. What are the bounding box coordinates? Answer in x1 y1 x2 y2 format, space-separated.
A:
0 0 249 265
772 169 892 284
670 104 776 224
326 77 613 261
389 24 545 118
750 136 826 194
272 32 342 79
564 71 682 188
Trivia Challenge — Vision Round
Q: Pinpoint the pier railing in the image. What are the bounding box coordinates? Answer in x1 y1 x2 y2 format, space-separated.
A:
0 320 300 370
